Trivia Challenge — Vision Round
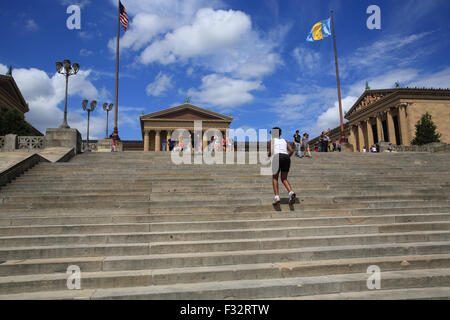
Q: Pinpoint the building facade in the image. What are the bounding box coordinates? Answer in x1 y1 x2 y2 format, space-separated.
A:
0 71 43 136
140 103 233 152
314 88 450 152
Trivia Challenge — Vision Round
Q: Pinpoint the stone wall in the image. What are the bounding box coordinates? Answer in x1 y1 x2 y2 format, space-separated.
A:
379 141 450 153
405 99 450 144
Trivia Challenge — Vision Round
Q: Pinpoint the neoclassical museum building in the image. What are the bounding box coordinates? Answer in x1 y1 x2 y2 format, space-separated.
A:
140 103 233 152
0 69 42 136
315 88 450 151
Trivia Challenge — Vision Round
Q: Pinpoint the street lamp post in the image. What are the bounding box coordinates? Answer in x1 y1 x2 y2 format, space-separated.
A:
103 103 114 139
82 100 97 152
56 60 80 129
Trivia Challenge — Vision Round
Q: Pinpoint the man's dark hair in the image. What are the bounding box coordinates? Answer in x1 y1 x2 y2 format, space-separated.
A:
296 130 299 133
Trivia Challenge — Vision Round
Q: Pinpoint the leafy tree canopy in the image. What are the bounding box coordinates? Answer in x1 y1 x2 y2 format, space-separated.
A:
0 108 36 136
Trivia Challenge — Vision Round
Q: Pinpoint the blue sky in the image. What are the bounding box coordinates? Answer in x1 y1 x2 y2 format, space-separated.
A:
0 0 449 140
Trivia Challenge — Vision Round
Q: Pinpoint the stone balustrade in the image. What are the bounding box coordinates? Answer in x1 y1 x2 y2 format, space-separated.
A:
0 134 46 152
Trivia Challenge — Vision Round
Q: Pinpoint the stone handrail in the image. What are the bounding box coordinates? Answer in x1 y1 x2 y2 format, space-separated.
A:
17 136 46 151
81 142 98 152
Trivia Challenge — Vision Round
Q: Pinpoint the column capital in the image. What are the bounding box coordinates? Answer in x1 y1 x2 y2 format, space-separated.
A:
155 129 161 134
144 129 150 135
375 111 385 119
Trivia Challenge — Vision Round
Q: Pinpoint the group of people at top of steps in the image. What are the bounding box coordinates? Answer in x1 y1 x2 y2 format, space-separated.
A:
293 130 312 158
168 134 235 153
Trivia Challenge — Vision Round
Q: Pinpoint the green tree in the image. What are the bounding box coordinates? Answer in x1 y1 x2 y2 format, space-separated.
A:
0 108 35 136
411 112 441 146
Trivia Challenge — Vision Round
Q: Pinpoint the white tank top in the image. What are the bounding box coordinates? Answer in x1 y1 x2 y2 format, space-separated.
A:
273 138 288 155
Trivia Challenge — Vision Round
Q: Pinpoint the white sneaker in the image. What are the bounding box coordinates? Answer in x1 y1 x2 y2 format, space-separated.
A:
273 195 281 205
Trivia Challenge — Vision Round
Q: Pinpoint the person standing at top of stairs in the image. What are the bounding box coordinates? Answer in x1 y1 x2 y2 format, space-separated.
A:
268 127 297 206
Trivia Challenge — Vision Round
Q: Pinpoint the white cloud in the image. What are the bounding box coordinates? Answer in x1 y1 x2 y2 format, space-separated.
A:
187 74 264 108
139 8 252 65
108 2 284 79
278 93 307 107
315 96 358 132
293 47 321 73
342 32 432 75
1 63 109 139
0 64 8 74
408 67 450 89
348 69 420 96
146 72 173 96
25 19 39 32
79 49 93 57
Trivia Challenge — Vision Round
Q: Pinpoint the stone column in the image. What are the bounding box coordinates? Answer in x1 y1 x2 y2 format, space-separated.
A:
166 130 172 152
376 114 384 142
202 130 208 151
366 119 374 148
347 126 357 152
357 123 365 152
387 108 397 145
143 130 150 152
398 105 410 146
155 130 161 152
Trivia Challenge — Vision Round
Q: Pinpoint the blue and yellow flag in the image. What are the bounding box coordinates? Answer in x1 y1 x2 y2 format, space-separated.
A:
306 18 331 41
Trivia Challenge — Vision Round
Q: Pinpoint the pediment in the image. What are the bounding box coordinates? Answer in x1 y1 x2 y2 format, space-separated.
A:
345 89 395 119
0 75 28 112
141 104 233 122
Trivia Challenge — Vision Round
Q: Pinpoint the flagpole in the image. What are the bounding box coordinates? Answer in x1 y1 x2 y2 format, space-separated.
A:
331 10 347 144
113 0 121 142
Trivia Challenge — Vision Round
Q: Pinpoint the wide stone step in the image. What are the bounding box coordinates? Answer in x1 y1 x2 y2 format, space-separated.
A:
2 222 450 247
1 231 449 260
1 254 449 295
283 286 450 300
2 241 450 277
2 188 447 202
2 213 450 236
1 206 449 225
3 191 448 206
1 267 448 300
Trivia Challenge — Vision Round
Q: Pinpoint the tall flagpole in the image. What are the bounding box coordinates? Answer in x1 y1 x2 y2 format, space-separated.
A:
113 0 121 142
331 10 347 144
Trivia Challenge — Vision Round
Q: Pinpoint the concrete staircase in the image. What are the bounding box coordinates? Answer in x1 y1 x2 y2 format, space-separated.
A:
0 151 449 300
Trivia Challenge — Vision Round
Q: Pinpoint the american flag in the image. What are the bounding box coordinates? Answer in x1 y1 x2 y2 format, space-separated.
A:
119 1 129 32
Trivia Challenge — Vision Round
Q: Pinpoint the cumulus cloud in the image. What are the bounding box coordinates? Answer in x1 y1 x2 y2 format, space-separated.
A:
108 1 284 79
187 74 264 109
315 96 358 132
1 63 109 139
146 72 173 96
139 8 252 65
